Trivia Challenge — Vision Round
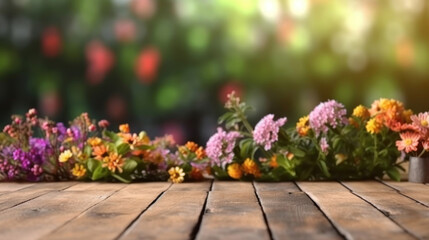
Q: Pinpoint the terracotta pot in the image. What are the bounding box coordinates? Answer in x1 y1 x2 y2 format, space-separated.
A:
408 156 429 183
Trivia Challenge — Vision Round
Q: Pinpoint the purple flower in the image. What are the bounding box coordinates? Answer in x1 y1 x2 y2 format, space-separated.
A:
253 114 287 150
206 128 241 168
320 137 329 154
309 100 348 136
56 122 67 141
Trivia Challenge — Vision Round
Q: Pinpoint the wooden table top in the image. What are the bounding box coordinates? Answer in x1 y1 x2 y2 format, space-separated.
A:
0 180 428 240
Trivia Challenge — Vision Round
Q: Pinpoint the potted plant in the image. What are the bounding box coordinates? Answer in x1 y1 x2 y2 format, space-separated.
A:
396 112 429 183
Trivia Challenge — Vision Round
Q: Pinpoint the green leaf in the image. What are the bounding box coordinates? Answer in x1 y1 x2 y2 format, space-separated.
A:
239 139 252 158
123 158 138 173
386 166 401 181
87 158 100 173
91 166 109 181
218 112 233 124
117 143 131 155
104 130 120 142
112 173 131 183
289 146 305 158
135 144 155 150
318 160 331 178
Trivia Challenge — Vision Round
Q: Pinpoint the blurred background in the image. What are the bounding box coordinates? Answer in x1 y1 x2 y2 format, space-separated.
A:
0 0 428 144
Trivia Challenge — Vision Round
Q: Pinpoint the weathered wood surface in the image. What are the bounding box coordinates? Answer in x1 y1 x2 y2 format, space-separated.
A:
0 180 427 240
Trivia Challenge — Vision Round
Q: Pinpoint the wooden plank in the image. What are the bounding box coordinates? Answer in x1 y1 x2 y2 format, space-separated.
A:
254 181 301 192
340 181 396 192
0 183 124 240
43 183 171 240
169 181 212 191
382 181 429 207
255 185 341 239
0 182 76 212
211 181 254 191
121 190 209 240
196 182 270 240
0 182 34 192
345 182 429 239
297 182 413 240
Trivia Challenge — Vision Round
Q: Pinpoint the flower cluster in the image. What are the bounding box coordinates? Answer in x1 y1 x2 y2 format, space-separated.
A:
207 94 413 181
309 100 348 136
0 109 209 183
0 95 422 183
396 112 429 156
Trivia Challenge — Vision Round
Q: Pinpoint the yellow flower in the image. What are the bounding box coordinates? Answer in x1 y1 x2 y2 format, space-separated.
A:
72 164 86 178
352 105 369 119
227 163 243 179
59 150 73 163
168 167 185 183
119 124 130 133
296 115 310 136
87 137 102 146
366 118 382 134
335 154 347 165
241 158 261 178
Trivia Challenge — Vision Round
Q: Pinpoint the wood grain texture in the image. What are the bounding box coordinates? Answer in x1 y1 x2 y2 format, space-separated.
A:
345 182 429 239
256 190 342 240
0 183 124 240
43 183 171 240
383 181 429 206
169 181 212 191
0 182 34 192
196 182 270 240
211 181 254 191
254 182 301 192
0 182 76 212
297 182 413 240
121 190 209 240
341 181 396 192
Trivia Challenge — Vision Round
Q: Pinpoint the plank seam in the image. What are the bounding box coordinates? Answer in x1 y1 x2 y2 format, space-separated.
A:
115 183 173 240
190 180 213 240
379 180 429 208
252 181 274 240
43 184 127 237
0 182 78 213
295 182 348 240
339 182 419 240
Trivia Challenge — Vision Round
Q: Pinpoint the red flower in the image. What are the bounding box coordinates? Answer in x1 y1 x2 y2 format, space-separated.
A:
42 27 61 57
135 47 161 84
86 41 115 85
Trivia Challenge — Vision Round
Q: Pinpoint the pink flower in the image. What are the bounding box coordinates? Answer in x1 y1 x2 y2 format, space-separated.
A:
411 112 429 135
309 100 348 136
206 128 241 168
320 137 329 154
396 132 420 153
253 114 287 150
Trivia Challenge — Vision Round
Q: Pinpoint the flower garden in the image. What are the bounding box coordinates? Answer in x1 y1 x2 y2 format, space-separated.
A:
1 92 427 183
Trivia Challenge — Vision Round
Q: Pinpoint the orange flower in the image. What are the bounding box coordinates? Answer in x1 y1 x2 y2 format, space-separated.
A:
195 147 206 160
92 144 108 160
72 164 87 178
227 163 242 179
119 124 130 133
185 141 198 152
269 155 278 168
102 152 124 173
396 132 420 153
189 167 204 181
241 158 261 178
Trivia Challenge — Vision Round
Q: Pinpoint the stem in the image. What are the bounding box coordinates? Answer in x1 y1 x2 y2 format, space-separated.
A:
418 149 426 158
234 106 253 135
373 134 378 166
